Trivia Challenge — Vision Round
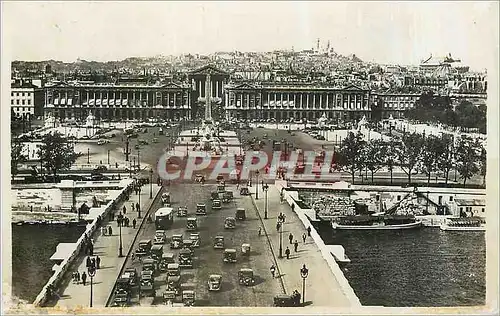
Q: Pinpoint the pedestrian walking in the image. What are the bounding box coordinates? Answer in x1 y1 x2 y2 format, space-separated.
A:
291 203 295 212
307 226 311 237
91 258 96 270
133 218 137 229
302 233 307 243
76 271 80 284
96 256 101 269
81 272 87 286
131 203 135 212
270 264 276 278
258 227 262 236
285 247 290 259
86 256 92 269
294 240 299 252
288 233 293 244
108 225 113 235
276 222 281 232
136 202 140 211
122 205 126 215
89 244 94 256
282 213 286 222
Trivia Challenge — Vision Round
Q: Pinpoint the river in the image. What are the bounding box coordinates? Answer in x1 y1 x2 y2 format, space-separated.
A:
316 223 486 307
11 224 85 303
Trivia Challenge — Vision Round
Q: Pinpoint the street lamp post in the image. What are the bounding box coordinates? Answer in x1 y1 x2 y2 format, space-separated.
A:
278 218 283 258
263 184 269 219
137 148 140 170
107 150 110 165
118 213 123 257
300 264 309 305
138 186 142 218
149 168 153 199
255 170 259 200
88 265 96 307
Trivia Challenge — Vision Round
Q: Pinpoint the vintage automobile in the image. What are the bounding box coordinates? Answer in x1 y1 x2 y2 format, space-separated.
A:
211 192 219 200
239 187 250 196
235 208 246 220
224 217 236 229
273 293 301 307
152 137 159 143
189 233 200 248
196 203 207 215
182 290 196 306
166 263 181 294
151 244 164 263
142 258 156 275
159 253 175 272
207 274 222 291
163 290 176 305
178 248 193 268
194 174 205 183
170 234 183 249
241 243 251 256
177 206 188 217
186 217 198 231
212 199 222 210
136 239 152 256
217 185 225 193
213 235 224 249
122 268 138 287
161 192 171 205
182 239 194 251
112 278 131 307
140 271 155 297
154 230 166 244
238 268 255 286
216 175 224 183
223 191 233 203
223 248 237 263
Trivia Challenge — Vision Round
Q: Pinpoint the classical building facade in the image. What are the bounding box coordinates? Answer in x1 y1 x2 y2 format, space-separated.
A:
374 92 420 119
43 81 192 121
224 82 372 121
11 79 44 119
188 65 230 119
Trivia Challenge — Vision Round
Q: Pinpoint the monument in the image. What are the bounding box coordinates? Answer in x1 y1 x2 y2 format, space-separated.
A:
357 115 368 132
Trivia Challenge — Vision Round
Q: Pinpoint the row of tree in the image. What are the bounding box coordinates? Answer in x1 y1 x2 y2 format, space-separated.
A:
11 132 77 180
335 131 486 186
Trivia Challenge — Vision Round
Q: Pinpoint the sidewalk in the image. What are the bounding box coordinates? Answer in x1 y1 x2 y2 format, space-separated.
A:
251 185 352 307
53 183 162 308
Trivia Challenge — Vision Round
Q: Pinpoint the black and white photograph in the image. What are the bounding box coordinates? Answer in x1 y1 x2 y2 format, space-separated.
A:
2 1 498 314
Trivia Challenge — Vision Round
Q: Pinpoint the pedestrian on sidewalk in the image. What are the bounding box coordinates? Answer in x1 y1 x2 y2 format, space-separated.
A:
76 271 80 284
307 226 311 237
302 233 307 243
136 202 140 212
270 264 276 278
122 205 126 215
294 240 299 252
285 247 290 259
86 256 92 269
96 256 101 269
81 272 87 286
131 203 135 212
282 213 286 222
258 227 262 236
276 221 281 232
89 244 94 256
291 203 295 212
108 225 113 235
133 218 137 229
91 258 96 270
288 233 293 244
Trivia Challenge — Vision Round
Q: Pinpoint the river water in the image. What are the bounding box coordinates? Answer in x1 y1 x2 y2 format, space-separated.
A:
11 224 85 303
316 223 486 307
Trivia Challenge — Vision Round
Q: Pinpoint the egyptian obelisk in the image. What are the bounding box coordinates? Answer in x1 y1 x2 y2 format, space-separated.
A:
204 73 212 122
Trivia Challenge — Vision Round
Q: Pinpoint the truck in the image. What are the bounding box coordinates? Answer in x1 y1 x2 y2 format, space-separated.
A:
155 207 174 230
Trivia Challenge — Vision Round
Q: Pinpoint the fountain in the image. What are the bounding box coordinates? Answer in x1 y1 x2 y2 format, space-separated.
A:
357 115 369 132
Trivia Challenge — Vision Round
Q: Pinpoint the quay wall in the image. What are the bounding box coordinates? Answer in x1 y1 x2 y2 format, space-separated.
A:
275 181 362 307
31 180 134 307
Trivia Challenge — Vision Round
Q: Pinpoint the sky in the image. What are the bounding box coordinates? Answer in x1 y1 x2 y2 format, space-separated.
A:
2 1 498 71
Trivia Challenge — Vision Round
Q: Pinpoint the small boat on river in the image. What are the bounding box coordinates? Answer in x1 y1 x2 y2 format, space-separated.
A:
440 217 485 231
331 214 422 230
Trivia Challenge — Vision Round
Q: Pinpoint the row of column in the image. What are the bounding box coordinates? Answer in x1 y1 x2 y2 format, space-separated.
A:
227 92 368 109
50 108 191 120
197 79 224 98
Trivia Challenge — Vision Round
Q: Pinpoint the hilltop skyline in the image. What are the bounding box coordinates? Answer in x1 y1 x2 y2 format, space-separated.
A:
3 1 497 71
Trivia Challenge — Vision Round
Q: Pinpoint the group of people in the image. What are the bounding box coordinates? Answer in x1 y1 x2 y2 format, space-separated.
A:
72 255 101 286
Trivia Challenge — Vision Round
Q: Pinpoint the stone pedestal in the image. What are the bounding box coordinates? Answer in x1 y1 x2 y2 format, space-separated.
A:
57 180 75 212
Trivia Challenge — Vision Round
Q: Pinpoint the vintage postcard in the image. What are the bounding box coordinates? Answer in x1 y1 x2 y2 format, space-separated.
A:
2 1 498 315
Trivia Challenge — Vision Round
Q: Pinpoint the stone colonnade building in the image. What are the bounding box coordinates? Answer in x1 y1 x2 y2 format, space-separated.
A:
43 81 193 121
223 82 372 121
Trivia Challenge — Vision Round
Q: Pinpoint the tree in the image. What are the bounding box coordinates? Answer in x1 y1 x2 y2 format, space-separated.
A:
363 139 386 182
382 140 397 184
436 134 456 184
396 132 425 184
38 132 78 178
479 146 487 186
420 135 445 184
11 139 27 180
455 136 481 186
336 131 366 184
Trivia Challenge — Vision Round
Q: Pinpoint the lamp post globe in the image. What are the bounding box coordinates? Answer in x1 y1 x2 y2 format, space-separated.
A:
300 264 309 305
263 184 269 219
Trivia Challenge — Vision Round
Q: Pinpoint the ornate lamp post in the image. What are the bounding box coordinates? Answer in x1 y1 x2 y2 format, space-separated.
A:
88 265 96 307
300 264 309 305
118 212 123 257
149 168 153 199
263 183 269 219
255 170 259 200
138 186 142 218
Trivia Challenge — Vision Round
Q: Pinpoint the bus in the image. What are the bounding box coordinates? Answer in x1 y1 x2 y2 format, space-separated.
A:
154 207 174 230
